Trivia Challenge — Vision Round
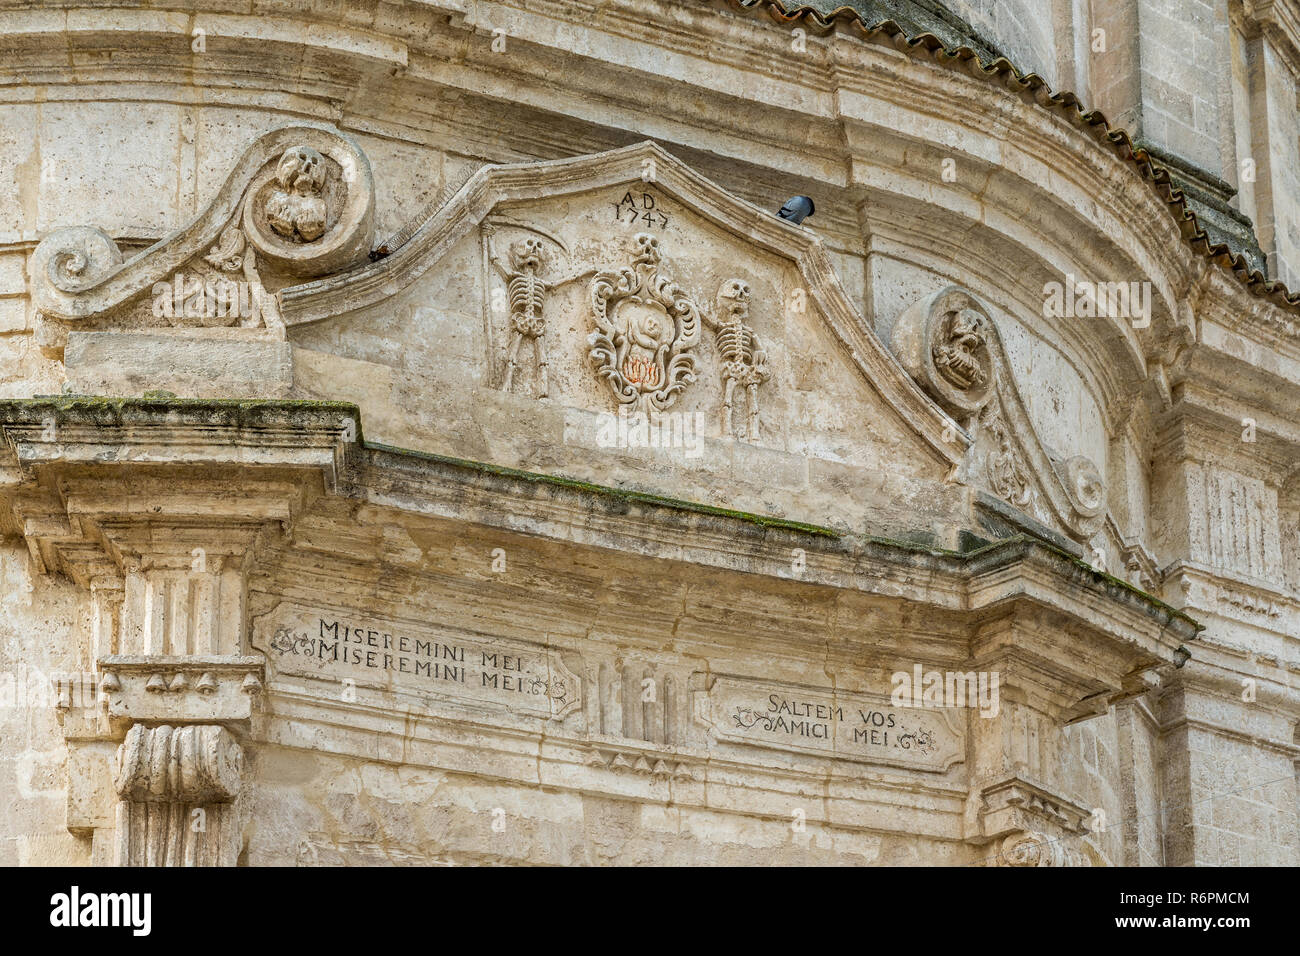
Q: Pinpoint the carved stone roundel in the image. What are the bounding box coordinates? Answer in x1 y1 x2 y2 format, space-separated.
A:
891 287 995 417
240 128 375 277
1062 455 1106 518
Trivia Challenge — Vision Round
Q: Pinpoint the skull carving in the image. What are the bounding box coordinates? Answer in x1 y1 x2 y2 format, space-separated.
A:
509 237 545 273
265 146 328 242
633 233 661 265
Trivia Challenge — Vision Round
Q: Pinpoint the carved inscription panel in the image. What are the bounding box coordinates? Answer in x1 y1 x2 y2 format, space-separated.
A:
255 603 582 720
254 606 969 775
693 675 965 772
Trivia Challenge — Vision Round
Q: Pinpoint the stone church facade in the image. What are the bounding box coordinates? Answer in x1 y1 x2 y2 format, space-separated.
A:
1 0 1298 866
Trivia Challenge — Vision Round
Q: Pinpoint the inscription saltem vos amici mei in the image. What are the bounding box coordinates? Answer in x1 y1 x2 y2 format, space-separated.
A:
693 675 965 772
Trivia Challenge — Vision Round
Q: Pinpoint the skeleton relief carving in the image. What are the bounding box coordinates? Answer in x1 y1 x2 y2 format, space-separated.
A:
589 233 702 413
488 230 554 397
707 278 769 441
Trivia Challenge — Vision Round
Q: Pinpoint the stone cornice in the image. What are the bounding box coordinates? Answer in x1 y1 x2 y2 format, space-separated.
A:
0 397 1198 670
1239 0 1300 79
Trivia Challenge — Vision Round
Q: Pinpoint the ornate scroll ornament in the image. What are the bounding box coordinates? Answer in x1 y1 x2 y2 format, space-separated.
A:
986 411 1032 506
589 233 702 413
894 286 1111 541
149 224 282 330
240 136 373 276
30 123 375 335
707 278 769 441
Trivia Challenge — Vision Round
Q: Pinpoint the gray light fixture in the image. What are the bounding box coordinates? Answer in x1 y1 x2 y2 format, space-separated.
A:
777 195 815 224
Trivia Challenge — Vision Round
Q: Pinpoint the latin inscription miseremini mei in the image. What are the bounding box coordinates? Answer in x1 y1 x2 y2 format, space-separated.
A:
260 604 581 719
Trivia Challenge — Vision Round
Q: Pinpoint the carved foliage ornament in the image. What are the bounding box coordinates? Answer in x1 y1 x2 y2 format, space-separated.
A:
589 233 702 413
985 409 1032 507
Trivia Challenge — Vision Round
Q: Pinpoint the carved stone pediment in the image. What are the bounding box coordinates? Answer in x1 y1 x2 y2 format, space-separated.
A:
278 139 966 479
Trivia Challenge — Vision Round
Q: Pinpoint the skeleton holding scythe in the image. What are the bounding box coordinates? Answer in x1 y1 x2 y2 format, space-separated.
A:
484 219 591 398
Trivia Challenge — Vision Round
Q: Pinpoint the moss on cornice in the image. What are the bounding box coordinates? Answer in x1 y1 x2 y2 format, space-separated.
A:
364 440 841 537
0 395 364 438
0 395 1199 638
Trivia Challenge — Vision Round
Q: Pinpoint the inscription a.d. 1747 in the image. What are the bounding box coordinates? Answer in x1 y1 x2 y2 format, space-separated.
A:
259 604 581 720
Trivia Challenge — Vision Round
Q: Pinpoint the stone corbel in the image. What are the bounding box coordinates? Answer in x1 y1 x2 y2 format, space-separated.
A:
963 687 1098 864
970 775 1092 838
113 724 245 867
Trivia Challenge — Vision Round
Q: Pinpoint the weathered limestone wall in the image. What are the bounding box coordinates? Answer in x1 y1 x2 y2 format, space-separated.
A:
0 0 1296 867
0 542 91 865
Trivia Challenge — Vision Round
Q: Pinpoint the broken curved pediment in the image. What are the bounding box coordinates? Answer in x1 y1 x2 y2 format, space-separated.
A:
893 286 1109 543
29 122 375 348
279 138 969 475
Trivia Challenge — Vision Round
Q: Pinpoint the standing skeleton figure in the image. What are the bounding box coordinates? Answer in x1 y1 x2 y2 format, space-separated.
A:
490 235 552 397
708 279 769 441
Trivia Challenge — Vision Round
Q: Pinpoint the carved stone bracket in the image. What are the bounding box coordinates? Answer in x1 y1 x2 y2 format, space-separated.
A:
113 724 245 867
969 774 1095 866
0 398 358 865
